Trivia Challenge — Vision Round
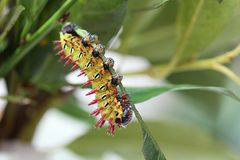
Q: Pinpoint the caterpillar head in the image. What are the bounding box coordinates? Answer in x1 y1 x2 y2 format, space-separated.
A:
61 23 79 37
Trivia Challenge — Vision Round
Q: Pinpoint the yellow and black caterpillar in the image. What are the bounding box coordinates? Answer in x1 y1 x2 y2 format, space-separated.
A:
54 23 132 134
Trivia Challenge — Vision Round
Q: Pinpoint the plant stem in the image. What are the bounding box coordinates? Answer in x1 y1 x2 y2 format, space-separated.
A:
211 63 240 85
125 44 240 85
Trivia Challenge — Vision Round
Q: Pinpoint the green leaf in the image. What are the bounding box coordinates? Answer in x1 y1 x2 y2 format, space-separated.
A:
217 0 223 3
200 10 240 58
118 0 176 63
131 106 166 160
74 0 128 45
0 0 76 77
126 84 240 104
166 71 226 128
119 0 240 64
0 5 25 45
68 122 237 160
20 0 48 39
176 0 239 61
57 96 95 123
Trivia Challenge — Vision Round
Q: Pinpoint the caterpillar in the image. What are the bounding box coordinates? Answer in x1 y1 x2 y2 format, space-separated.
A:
53 23 133 134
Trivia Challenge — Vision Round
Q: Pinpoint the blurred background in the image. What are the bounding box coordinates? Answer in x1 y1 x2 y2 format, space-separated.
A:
0 0 240 159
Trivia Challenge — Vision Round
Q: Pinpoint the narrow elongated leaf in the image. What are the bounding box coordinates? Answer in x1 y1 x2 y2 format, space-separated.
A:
0 5 25 44
20 0 48 39
126 84 240 104
131 105 166 160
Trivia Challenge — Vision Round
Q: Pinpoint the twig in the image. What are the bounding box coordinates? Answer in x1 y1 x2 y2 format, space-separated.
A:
211 63 240 85
125 44 240 85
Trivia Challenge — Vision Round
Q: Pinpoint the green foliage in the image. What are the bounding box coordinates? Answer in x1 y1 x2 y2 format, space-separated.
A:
1 0 240 160
73 0 128 45
0 5 25 47
119 0 240 64
19 0 48 39
119 0 176 63
131 104 167 160
176 0 238 61
127 84 240 104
